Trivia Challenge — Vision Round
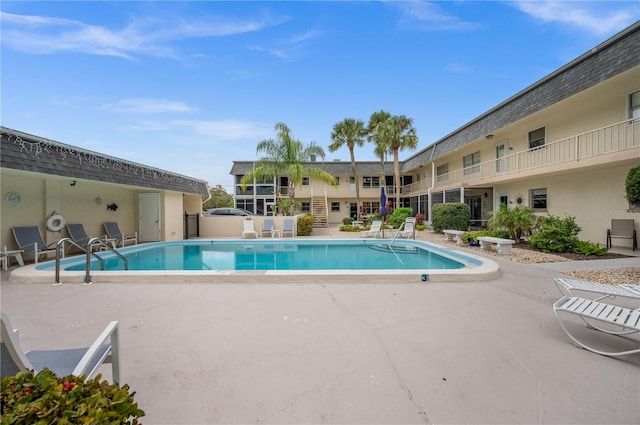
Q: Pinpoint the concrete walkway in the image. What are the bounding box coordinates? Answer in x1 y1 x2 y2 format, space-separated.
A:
1 227 638 424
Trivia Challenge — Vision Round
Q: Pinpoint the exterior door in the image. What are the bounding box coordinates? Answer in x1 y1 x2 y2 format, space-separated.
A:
495 141 508 174
139 193 160 242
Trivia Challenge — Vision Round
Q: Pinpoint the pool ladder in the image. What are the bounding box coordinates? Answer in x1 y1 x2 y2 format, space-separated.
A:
55 237 128 285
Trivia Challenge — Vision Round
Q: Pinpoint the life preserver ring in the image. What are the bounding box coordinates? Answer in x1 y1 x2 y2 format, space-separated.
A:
47 214 66 232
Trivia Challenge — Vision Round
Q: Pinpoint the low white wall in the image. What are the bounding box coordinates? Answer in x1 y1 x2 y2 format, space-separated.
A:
199 215 300 238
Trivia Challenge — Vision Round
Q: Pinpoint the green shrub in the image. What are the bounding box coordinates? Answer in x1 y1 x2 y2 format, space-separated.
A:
573 240 609 256
415 224 426 231
342 217 354 225
297 214 314 236
387 207 414 228
1 368 145 424
462 229 510 244
431 203 470 233
529 214 582 252
487 205 535 242
625 165 640 207
340 225 361 232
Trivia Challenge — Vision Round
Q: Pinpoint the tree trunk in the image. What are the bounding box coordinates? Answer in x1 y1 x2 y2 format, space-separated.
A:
288 178 295 216
394 148 401 207
350 147 359 220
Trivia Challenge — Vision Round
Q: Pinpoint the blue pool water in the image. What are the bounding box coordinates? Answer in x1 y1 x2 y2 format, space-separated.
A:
39 240 479 272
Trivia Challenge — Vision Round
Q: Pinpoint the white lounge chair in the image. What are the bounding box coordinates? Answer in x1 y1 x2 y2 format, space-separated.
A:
396 220 415 239
554 277 640 301
104 222 137 247
360 220 382 238
553 296 640 356
242 217 258 239
0 312 121 383
261 219 274 238
12 226 58 264
282 218 295 238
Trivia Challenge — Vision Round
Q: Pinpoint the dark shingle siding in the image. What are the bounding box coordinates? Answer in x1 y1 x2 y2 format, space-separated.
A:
432 22 640 158
1 127 209 196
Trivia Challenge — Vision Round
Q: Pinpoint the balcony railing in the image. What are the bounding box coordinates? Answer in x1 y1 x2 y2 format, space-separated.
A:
403 118 638 193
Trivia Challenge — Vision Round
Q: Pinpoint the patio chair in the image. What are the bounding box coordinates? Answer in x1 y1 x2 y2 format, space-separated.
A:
282 218 295 237
1 312 121 383
261 219 274 237
360 220 382 238
397 220 415 239
554 277 640 301
553 296 640 356
12 226 58 264
606 219 637 251
67 223 103 251
104 222 137 247
242 217 258 239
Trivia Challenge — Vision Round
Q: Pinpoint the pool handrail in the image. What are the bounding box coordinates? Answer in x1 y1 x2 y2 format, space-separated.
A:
55 238 128 285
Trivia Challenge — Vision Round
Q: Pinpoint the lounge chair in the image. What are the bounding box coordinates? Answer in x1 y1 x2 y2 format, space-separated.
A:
553 296 640 356
12 226 58 264
67 223 103 251
282 218 295 238
261 219 274 237
360 220 382 238
554 277 640 301
1 312 121 383
397 220 415 239
242 217 258 239
104 222 137 247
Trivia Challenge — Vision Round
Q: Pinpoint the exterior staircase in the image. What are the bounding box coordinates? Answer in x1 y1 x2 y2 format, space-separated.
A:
311 196 328 228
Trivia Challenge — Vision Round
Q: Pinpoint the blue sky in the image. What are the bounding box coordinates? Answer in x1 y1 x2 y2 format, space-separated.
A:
2 1 638 191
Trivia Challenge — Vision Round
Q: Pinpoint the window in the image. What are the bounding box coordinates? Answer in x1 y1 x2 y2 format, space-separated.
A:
629 90 640 121
361 201 380 214
528 127 546 150
436 163 449 181
362 176 380 188
301 202 310 212
302 177 310 186
530 188 547 210
463 152 480 175
349 176 355 184
333 176 340 185
331 202 341 212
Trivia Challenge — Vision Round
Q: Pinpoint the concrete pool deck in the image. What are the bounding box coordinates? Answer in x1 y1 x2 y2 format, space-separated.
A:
1 227 638 424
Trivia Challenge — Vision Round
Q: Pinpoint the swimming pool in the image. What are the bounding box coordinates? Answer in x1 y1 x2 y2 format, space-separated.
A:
13 239 500 283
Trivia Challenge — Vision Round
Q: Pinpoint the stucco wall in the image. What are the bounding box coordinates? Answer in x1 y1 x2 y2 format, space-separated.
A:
199 216 299 238
494 165 638 248
0 170 191 252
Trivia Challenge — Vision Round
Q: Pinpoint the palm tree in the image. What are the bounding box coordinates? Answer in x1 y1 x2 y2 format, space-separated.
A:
328 118 367 219
369 112 419 207
240 122 337 216
367 110 392 183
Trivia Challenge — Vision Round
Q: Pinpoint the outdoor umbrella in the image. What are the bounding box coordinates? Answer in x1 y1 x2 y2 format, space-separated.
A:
380 186 387 237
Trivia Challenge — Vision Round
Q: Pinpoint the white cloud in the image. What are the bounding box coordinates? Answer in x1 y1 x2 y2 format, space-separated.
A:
104 98 196 114
394 1 482 31
126 119 272 142
445 62 472 73
0 10 286 60
511 1 637 35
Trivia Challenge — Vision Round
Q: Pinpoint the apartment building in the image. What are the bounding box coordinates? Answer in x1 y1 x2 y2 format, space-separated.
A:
232 22 639 246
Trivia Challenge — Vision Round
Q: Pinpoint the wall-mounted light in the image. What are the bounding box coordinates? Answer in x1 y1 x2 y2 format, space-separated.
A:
70 180 77 186
485 134 494 140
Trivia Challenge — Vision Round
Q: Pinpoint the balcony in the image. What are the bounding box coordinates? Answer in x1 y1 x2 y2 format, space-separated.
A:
402 118 639 194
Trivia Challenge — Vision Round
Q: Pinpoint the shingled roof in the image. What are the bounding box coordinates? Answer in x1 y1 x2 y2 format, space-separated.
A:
230 160 396 176
1 127 209 196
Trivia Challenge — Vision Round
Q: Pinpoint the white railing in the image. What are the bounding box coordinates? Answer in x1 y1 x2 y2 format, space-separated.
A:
435 118 639 187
